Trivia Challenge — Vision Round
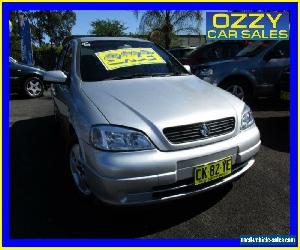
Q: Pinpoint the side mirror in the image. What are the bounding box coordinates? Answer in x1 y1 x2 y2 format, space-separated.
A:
184 65 191 73
43 70 67 84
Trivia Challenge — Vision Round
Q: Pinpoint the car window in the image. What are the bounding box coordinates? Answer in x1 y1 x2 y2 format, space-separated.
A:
170 49 182 58
271 41 290 58
186 45 207 59
236 41 272 57
62 46 72 75
207 44 229 59
225 43 245 57
182 49 194 58
57 45 68 70
80 40 189 82
189 43 230 60
171 49 194 59
213 45 225 59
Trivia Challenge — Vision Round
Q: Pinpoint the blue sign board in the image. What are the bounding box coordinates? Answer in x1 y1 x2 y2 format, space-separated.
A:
206 11 289 40
19 14 33 65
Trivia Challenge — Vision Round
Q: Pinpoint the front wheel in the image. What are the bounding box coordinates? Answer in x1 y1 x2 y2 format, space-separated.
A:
221 81 251 102
226 84 245 100
69 143 91 196
24 76 44 98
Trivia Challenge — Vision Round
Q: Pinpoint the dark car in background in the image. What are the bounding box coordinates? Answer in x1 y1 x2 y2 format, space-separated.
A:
277 67 290 101
9 57 46 98
192 40 290 102
168 47 195 61
180 41 249 66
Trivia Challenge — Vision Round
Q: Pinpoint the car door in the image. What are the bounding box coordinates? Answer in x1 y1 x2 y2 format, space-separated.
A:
259 41 290 86
9 60 23 92
52 43 74 132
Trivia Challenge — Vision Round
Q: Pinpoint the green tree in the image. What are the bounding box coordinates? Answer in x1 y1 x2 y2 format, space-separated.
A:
9 10 76 67
28 11 76 46
9 11 21 60
90 19 127 36
134 11 203 49
33 44 63 70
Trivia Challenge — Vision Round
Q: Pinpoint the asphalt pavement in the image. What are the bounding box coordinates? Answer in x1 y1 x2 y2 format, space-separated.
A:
9 91 290 238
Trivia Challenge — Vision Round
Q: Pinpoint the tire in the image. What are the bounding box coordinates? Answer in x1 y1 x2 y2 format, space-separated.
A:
23 76 44 98
221 80 252 103
68 139 92 198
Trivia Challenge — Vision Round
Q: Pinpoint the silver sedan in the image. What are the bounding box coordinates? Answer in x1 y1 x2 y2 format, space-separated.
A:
44 36 261 205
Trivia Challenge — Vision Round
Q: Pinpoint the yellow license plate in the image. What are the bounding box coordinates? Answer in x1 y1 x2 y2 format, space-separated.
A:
280 91 289 101
194 156 232 185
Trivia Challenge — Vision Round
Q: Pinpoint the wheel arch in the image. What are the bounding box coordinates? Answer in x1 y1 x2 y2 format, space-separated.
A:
219 73 256 96
219 73 255 88
68 123 79 141
22 73 44 82
67 122 88 168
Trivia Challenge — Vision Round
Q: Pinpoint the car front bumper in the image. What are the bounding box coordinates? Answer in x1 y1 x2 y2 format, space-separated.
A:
80 125 261 205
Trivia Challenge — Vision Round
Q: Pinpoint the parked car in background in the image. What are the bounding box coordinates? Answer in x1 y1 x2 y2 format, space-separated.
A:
180 41 249 66
9 57 46 98
44 36 260 205
193 40 290 102
277 67 290 101
168 47 195 61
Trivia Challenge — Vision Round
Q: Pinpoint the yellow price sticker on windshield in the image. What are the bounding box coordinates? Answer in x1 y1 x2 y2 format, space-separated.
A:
95 47 166 71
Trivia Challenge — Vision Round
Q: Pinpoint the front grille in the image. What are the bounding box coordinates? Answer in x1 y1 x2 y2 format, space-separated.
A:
163 117 235 144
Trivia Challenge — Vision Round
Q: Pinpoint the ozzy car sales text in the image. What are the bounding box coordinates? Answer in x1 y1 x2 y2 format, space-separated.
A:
206 12 289 40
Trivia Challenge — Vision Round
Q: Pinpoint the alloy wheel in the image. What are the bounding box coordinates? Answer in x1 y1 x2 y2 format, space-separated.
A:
69 144 91 196
226 84 245 100
25 78 43 97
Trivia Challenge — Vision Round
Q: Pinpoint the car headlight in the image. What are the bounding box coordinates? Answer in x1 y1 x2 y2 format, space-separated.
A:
90 125 154 151
195 68 213 77
241 105 255 130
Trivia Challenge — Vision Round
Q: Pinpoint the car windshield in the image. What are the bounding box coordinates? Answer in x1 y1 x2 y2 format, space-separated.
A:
170 48 194 58
185 45 205 58
80 40 189 82
236 41 272 57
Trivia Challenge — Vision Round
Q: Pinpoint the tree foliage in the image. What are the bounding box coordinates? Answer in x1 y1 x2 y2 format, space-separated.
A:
134 10 203 49
27 11 76 46
9 10 76 66
9 11 76 49
9 11 21 60
90 19 127 36
33 44 63 70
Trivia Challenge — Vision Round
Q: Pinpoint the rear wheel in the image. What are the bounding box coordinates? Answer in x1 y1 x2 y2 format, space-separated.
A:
24 76 44 98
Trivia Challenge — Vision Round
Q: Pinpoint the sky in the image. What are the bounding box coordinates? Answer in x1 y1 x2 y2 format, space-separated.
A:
72 10 207 35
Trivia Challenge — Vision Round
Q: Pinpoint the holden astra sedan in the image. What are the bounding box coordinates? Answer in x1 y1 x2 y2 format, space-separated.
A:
44 36 261 205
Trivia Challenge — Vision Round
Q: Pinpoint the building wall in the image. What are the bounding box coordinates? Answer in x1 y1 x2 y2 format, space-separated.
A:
175 35 206 47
